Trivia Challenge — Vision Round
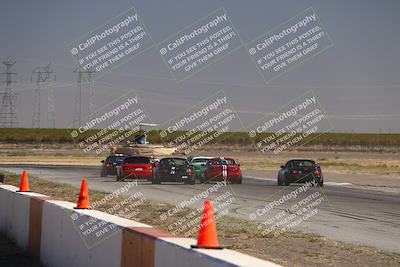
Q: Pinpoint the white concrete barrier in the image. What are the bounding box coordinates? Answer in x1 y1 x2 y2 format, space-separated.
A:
0 184 47 249
0 184 282 267
40 200 150 267
155 238 282 267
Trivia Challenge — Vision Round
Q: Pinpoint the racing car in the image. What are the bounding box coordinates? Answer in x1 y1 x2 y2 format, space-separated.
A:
187 156 212 179
277 159 323 186
117 156 156 181
153 157 195 185
201 157 242 184
100 154 125 177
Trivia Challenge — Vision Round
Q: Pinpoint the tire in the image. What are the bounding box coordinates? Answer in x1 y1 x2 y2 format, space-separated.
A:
317 178 324 187
284 175 290 186
100 169 107 177
152 174 159 184
188 178 195 185
236 176 242 184
277 175 283 186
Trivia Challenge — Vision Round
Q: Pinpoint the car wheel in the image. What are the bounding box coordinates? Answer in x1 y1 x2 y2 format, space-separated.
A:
277 175 283 186
101 169 106 177
317 178 324 187
189 178 195 185
284 176 290 186
152 174 159 184
236 176 242 184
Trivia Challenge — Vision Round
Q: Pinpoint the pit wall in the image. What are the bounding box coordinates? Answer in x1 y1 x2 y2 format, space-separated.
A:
0 184 282 267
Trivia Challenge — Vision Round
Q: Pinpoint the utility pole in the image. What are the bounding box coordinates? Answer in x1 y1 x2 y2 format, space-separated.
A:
73 68 93 127
0 57 18 128
31 63 56 128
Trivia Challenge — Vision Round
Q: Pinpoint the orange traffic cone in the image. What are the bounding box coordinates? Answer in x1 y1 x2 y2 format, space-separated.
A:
191 200 223 249
17 170 30 192
74 179 90 209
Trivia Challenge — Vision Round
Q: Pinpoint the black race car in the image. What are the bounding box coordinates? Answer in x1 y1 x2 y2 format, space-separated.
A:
153 157 195 185
100 154 125 177
277 159 323 186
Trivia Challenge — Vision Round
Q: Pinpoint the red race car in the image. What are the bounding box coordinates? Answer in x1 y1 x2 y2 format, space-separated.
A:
200 157 242 184
117 156 157 181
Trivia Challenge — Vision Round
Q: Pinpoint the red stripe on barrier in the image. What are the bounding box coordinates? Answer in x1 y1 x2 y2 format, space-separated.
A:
121 228 154 267
28 196 54 258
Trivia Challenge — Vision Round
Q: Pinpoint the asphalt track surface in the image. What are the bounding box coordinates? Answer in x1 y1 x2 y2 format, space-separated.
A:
1 165 399 253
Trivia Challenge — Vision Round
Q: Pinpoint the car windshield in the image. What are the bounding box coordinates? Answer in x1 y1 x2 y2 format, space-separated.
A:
209 159 236 165
165 158 186 166
124 157 150 164
289 160 314 168
192 158 209 164
106 156 124 163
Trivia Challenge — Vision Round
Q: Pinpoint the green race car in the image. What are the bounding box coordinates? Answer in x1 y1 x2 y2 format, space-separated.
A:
187 156 213 179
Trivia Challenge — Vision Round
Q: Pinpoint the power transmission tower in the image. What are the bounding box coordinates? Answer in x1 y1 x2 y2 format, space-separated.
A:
31 63 56 128
45 64 56 128
0 57 18 128
73 68 93 127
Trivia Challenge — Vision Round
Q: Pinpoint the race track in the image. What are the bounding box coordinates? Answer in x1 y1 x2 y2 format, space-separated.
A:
1 165 399 253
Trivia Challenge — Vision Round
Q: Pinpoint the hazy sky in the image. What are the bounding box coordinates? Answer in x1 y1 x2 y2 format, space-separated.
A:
1 0 399 132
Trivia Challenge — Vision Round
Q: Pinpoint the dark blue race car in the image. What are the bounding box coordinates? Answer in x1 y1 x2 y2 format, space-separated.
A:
277 159 323 187
153 157 195 185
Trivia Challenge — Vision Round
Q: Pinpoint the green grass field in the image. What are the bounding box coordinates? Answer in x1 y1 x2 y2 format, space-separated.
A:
0 128 399 148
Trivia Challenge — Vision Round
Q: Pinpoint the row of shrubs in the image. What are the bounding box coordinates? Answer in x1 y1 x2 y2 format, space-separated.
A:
0 128 399 147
